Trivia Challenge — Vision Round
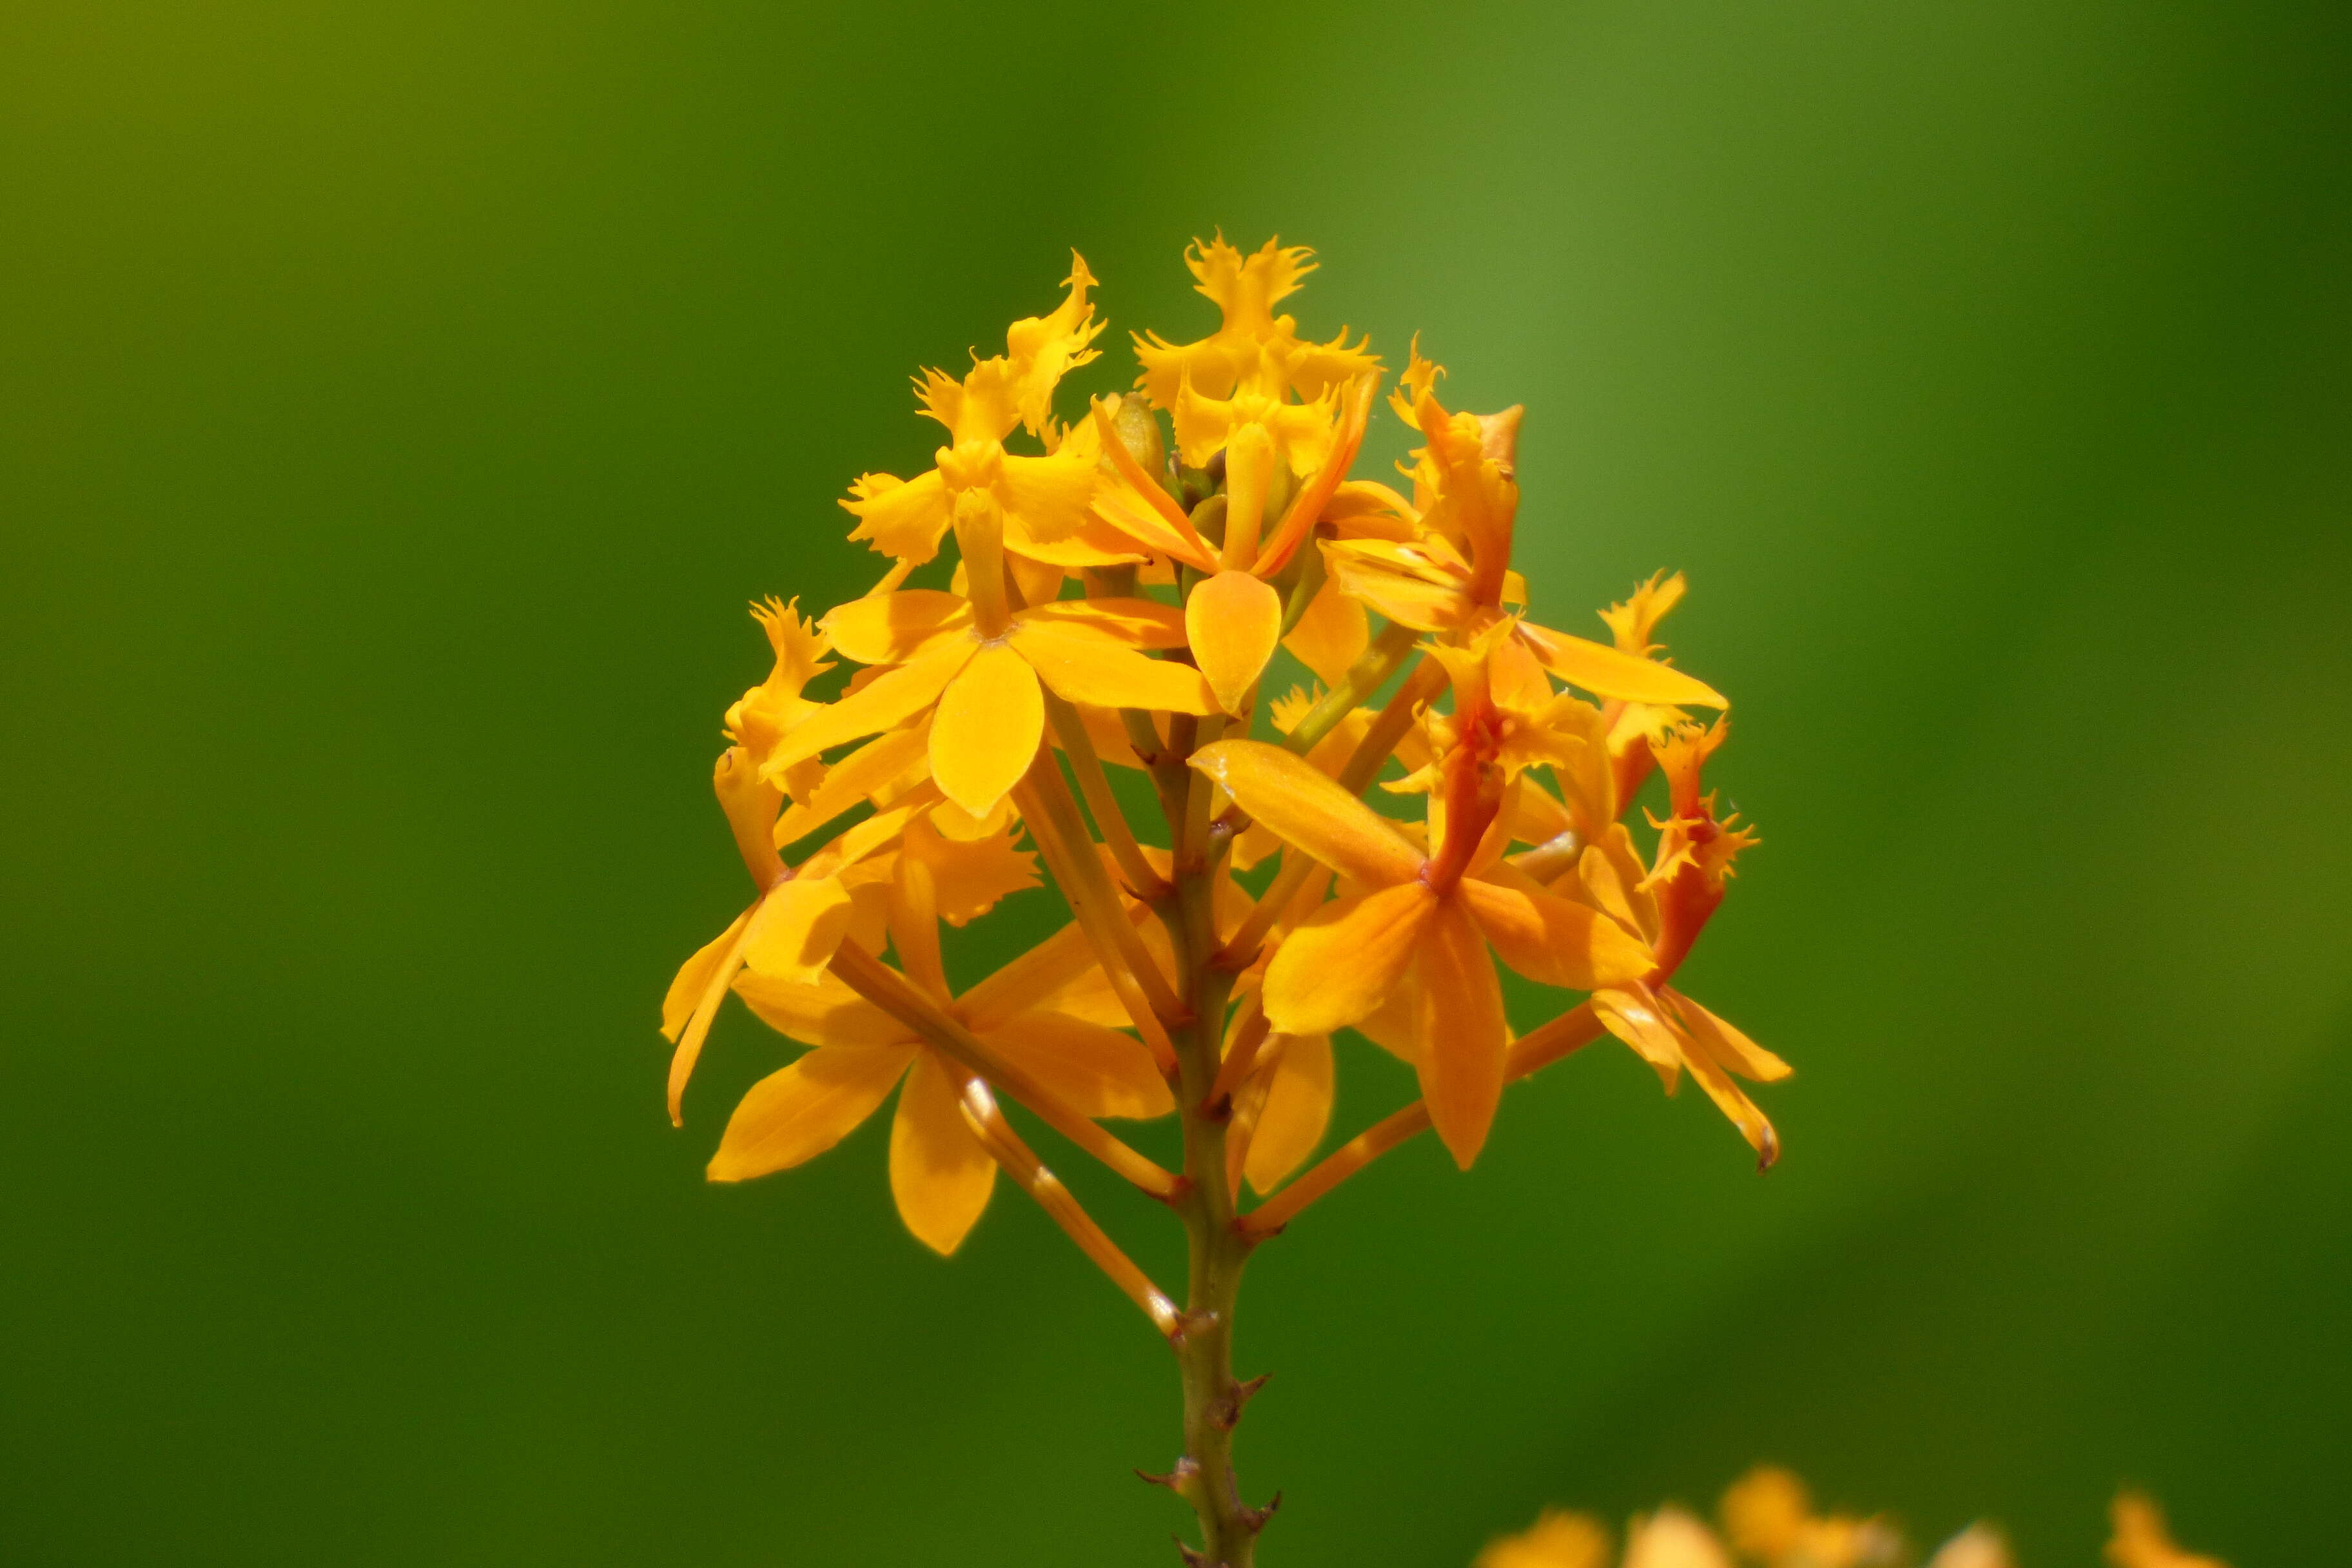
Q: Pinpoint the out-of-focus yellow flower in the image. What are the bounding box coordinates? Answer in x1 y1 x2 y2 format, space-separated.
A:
1719 1466 1901 1568
1924 1525 2015 1568
2106 1492 2229 1568
1476 1509 1612 1568
1623 1508 1736 1568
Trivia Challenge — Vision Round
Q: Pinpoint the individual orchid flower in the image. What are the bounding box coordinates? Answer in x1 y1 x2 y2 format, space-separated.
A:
657 599 931 1124
712 815 1170 1254
1190 734 1652 1166
1324 347 1730 712
1596 569 1703 807
1569 716 1788 1166
839 256 1106 567
1130 235 1378 411
763 562 1218 819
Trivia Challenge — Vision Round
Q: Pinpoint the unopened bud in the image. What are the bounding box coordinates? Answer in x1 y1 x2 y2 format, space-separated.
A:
1111 393 1168 479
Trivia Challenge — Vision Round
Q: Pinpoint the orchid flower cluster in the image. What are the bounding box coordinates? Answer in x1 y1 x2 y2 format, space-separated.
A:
658 237 1782 1565
1478 1469 2232 1568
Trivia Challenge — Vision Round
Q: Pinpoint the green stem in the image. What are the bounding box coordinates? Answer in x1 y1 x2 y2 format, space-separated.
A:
1283 618 1418 755
1162 703 1270 1566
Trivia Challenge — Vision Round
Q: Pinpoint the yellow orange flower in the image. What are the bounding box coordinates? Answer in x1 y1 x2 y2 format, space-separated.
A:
767 583 1216 818
1565 718 1785 1166
710 811 1166 1253
2107 1493 2230 1568
1719 1466 1901 1568
1476 1509 1612 1568
840 256 1105 567
1193 737 1651 1166
1326 349 1729 711
1131 235 1378 412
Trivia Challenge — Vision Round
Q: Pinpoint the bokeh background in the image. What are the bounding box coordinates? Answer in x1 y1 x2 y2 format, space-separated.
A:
6 2 2348 1563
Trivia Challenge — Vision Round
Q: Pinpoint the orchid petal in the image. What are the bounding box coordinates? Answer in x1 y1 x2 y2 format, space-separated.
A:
1262 881 1435 1035
1186 569 1284 715
1008 619 1220 715
929 642 1044 818
1190 740 1425 887
707 1043 916 1181
888 1051 998 1255
1413 901 1509 1170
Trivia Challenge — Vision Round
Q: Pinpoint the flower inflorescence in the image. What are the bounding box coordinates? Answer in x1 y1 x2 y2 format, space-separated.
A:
657 235 1785 1562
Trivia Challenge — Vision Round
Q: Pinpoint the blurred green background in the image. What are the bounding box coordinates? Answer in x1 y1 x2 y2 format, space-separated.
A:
6 2 2348 1563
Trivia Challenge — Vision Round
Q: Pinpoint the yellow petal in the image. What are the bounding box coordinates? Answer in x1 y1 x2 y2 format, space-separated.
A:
1034 961 1129 1029
1006 549 1064 612
997 447 1100 544
910 817 1039 926
765 634 977 775
979 1010 1175 1119
1092 479 1221 572
773 723 931 848
1017 595 1191 649
1189 740 1425 887
1003 512 1148 568
1354 986 1424 1066
1456 873 1657 990
1171 376 1239 468
888 1050 998 1255
662 905 756 1124
1086 398 1220 570
820 591 970 665
1282 579 1369 689
1243 1032 1333 1193
707 1043 916 1181
1591 982 1684 1092
1006 618 1220 714
841 469 954 564
1663 988 1791 1081
799 790 937 879
1259 373 1377 573
1412 901 1508 1169
1220 422 1275 567
740 876 856 982
1678 1026 1781 1170
1262 881 1435 1034
662 908 752 1043
956 921 1103 1032
928 642 1044 818
1516 620 1727 707
1186 569 1284 715
732 970 910 1049
1321 546 1472 632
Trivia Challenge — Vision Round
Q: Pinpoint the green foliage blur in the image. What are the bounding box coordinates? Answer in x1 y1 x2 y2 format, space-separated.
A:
6 3 2347 1563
